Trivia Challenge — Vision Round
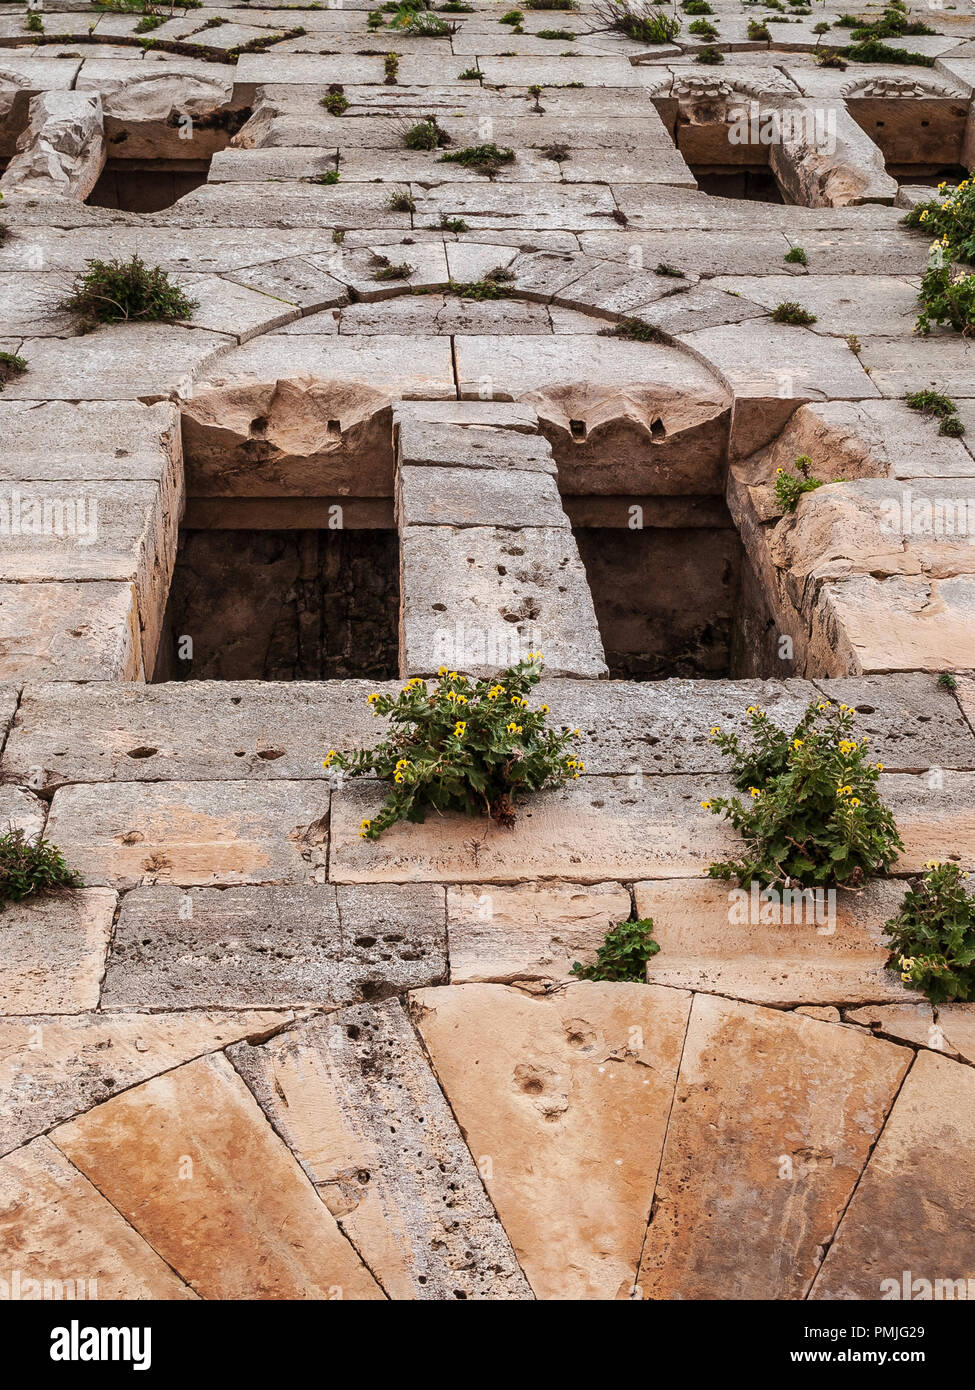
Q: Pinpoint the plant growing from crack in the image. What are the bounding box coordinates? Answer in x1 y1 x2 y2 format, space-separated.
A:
440 143 515 177
695 44 724 62
600 317 665 342
0 829 81 909
436 213 469 231
784 245 808 265
571 918 660 982
906 388 966 436
448 267 515 298
325 656 582 836
703 700 902 890
404 116 451 149
938 672 958 691
773 453 828 512
885 861 975 1002
320 86 349 115
771 300 817 325
386 189 416 212
591 0 680 41
384 50 399 82
0 351 27 392
59 256 197 328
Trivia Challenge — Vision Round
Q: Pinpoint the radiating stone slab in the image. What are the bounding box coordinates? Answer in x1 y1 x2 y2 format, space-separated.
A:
0 1136 197 1300
45 780 330 888
0 1009 291 1155
411 981 692 1299
229 1001 532 1300
638 994 911 1300
0 888 116 1016
634 878 912 1007
447 880 632 983
810 1050 975 1299
331 774 735 884
52 1052 385 1300
0 400 180 484
0 326 233 401
101 883 446 1009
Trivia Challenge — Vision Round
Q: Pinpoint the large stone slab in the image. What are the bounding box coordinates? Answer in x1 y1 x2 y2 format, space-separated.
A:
0 581 143 681
331 774 736 884
101 883 446 1009
882 770 975 870
0 1136 197 1300
0 400 180 484
0 1009 291 1156
45 780 330 889
0 327 233 402
634 878 912 1007
400 523 607 679
810 1050 975 1299
0 888 116 1016
0 90 105 201
637 994 911 1299
447 879 632 983
411 981 692 1299
198 333 454 399
52 1052 385 1300
229 1001 532 1300
398 465 568 529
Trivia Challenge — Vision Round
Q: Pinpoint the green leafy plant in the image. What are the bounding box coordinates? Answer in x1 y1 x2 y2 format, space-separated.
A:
840 4 934 39
771 300 817 325
458 66 481 79
326 657 582 837
526 0 578 9
905 387 966 436
59 256 197 328
704 701 902 889
384 51 399 82
25 10 43 31
915 261 975 337
904 177 975 264
386 189 416 212
320 87 349 115
440 143 515 177
784 245 808 265
0 829 81 909
747 19 771 38
537 27 576 37
773 453 824 511
570 918 660 982
688 17 718 37
938 672 958 690
885 862 975 1002
813 21 830 33
591 0 681 42
404 117 450 149
0 351 27 392
437 213 469 231
499 8 524 22
695 43 723 61
135 13 164 30
440 0 473 9
838 38 934 65
682 0 713 12
601 316 665 342
399 9 453 33
372 257 414 280
302 170 340 185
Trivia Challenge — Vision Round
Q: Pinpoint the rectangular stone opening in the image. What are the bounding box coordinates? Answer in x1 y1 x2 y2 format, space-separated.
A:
566 503 745 679
87 158 211 213
153 523 399 682
847 99 969 183
688 165 785 203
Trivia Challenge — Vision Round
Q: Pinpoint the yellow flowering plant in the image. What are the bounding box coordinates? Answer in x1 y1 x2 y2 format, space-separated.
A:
704 701 902 889
884 861 975 1002
905 177 975 265
326 657 581 838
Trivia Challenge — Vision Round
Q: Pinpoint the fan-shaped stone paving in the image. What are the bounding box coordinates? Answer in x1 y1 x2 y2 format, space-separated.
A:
1 0 975 1302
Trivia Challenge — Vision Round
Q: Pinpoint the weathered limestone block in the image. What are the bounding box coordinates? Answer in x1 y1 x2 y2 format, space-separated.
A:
0 1137 197 1300
0 91 105 201
45 780 330 889
180 379 393 498
77 63 242 160
810 1051 975 1299
398 466 568 529
0 57 81 158
770 101 898 207
638 995 911 1299
0 1009 291 1155
812 574 975 675
844 1001 943 1052
411 981 692 1300
0 401 181 485
52 1052 385 1300
396 415 557 475
0 327 234 402
0 581 144 682
813 673 975 772
399 524 607 679
446 880 632 983
0 888 116 1017
229 1002 532 1300
2 679 396 791
198 333 454 399
101 883 446 1009
224 256 347 313
882 770 975 870
634 878 912 1007
330 775 736 885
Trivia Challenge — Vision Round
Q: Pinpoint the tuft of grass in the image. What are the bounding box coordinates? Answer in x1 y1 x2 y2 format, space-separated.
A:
682 0 713 12
592 0 681 42
571 918 660 983
385 189 416 212
771 300 817 325
938 672 958 690
0 829 82 909
905 388 966 437
0 351 27 392
59 257 197 328
747 19 771 39
448 267 516 299
437 214 469 232
540 141 570 161
695 44 724 62
525 0 578 8
25 10 43 31
600 317 665 342
784 245 808 265
837 38 934 66
302 170 340 185
440 143 515 177
404 117 450 150
458 66 481 79
655 262 683 277
499 7 524 22
373 258 415 280
688 17 718 37
537 27 576 37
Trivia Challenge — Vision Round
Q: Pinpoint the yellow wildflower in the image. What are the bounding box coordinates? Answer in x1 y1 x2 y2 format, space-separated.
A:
849 797 860 807
322 750 335 767
395 759 409 770
454 721 466 736
366 693 380 705
539 704 550 714
700 799 712 810
748 786 761 798
507 721 522 735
